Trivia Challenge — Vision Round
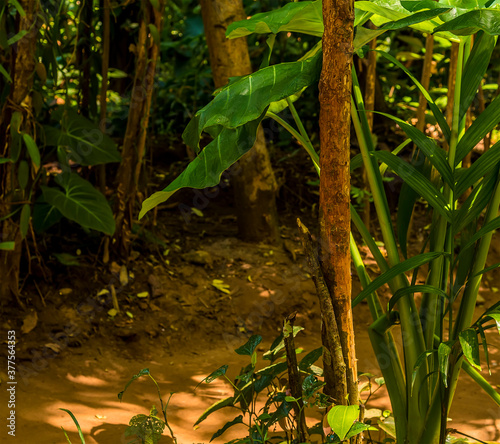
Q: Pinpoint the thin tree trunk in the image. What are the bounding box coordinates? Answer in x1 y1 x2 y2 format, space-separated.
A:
114 1 164 256
200 0 280 244
77 0 93 118
0 0 38 308
98 0 111 194
319 0 359 430
362 33 377 231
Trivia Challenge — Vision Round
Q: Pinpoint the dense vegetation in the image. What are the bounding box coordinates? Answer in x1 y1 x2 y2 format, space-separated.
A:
1 0 500 443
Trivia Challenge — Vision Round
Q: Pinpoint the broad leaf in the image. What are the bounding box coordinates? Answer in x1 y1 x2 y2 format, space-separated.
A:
32 195 63 233
195 397 235 426
140 114 265 218
44 109 121 166
380 7 451 30
227 0 323 38
41 173 115 235
235 335 262 356
200 365 228 385
433 9 500 35
459 328 481 370
353 252 448 306
183 51 322 151
438 341 453 387
22 134 41 168
0 241 15 251
327 405 360 441
210 416 244 442
298 347 323 371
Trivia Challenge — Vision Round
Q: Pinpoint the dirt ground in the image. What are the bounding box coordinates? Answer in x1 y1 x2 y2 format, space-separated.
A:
1 156 500 444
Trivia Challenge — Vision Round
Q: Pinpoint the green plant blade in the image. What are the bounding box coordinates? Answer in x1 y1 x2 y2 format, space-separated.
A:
22 133 41 167
226 0 323 38
32 195 63 233
139 114 265 218
194 397 235 426
380 7 451 30
459 31 496 121
456 215 500 262
59 409 86 444
183 51 322 152
453 171 498 233
459 328 481 370
353 252 448 306
389 285 449 312
235 334 262 356
118 368 150 401
0 241 15 251
433 9 500 35
374 151 451 221
438 341 453 388
456 140 500 197
327 404 360 441
374 51 451 141
44 109 121 166
375 112 453 187
210 415 244 442
41 173 115 235
411 350 436 394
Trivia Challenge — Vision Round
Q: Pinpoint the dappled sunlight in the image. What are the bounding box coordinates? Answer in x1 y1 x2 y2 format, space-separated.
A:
66 373 109 387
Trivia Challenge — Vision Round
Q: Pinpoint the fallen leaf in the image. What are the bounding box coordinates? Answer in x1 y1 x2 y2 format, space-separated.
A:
212 279 230 294
137 291 149 298
21 311 38 334
107 308 118 317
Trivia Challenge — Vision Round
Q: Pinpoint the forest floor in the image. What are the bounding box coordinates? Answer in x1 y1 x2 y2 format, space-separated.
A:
1 150 500 444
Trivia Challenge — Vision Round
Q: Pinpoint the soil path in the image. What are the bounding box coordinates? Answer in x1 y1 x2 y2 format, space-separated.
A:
2 217 500 443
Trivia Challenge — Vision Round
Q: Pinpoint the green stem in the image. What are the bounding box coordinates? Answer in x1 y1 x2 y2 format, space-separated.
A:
463 359 500 406
266 110 320 173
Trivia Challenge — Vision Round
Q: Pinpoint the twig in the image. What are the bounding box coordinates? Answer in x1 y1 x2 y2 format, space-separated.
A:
283 312 309 443
296 218 347 403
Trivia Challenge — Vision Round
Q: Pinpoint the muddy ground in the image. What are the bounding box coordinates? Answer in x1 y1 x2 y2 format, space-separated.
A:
1 151 499 444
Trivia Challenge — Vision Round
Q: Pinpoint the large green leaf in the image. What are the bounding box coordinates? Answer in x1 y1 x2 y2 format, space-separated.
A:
455 139 500 196
434 9 500 35
438 341 453 387
235 334 262 356
374 151 452 221
353 252 448 306
226 0 323 38
380 7 451 29
459 31 496 121
41 173 115 235
455 94 500 165
327 405 360 441
44 109 121 166
183 51 322 152
194 397 235 426
459 328 481 370
139 113 265 218
32 195 63 233
210 415 244 442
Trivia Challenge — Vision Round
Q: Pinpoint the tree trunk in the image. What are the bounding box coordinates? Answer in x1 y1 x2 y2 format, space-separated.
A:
319 0 359 422
114 0 164 256
200 0 280 244
0 0 38 308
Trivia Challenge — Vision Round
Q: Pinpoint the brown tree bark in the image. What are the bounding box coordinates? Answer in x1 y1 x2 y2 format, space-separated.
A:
200 0 280 244
0 0 38 308
319 0 359 420
114 0 164 256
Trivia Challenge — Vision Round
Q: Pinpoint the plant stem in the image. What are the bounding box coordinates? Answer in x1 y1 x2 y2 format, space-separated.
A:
266 110 320 173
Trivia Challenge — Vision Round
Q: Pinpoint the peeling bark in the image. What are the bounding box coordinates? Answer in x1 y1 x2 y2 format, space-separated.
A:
319 0 359 423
